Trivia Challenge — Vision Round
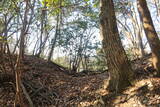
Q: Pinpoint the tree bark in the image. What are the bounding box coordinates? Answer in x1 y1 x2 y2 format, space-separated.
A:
14 0 30 106
47 14 59 61
137 25 145 57
19 0 29 59
137 0 160 75
37 2 47 57
99 0 134 92
130 6 146 57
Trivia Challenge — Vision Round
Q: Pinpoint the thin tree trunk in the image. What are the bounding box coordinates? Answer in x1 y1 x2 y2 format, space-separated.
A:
137 26 145 57
47 14 60 61
14 0 30 106
19 1 29 59
132 5 146 57
99 0 134 92
137 0 160 75
37 3 46 57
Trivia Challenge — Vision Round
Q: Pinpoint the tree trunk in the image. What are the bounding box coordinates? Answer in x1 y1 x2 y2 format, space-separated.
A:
47 14 59 61
14 0 29 106
99 0 134 92
19 1 29 59
137 26 145 57
137 0 160 75
37 2 47 57
130 6 146 57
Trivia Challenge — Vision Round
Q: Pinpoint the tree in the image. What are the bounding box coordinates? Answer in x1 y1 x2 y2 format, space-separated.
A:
36 1 49 57
137 0 160 75
47 13 60 61
15 0 31 106
116 1 146 59
99 0 134 92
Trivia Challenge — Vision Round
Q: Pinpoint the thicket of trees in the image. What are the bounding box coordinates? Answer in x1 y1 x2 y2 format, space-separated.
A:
0 0 160 106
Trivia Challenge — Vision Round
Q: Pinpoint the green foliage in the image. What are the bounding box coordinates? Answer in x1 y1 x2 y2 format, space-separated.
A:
0 36 10 43
84 0 90 2
114 0 132 15
0 18 4 33
43 0 70 8
90 48 107 71
0 36 3 40
41 0 60 7
41 0 71 16
0 0 19 15
54 56 70 68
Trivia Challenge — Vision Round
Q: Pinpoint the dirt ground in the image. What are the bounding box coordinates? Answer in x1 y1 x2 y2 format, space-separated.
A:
1 54 160 107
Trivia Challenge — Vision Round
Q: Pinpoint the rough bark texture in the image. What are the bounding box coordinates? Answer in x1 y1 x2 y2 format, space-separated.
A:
99 0 134 92
137 0 160 75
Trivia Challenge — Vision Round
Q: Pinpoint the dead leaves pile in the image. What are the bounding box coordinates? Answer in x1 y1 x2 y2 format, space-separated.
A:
0 55 108 107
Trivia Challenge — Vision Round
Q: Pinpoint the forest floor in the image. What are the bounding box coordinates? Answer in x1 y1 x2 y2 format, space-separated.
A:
0 54 160 107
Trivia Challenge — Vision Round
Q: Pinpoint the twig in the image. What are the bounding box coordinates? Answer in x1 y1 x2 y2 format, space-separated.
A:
31 87 43 97
20 81 34 107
